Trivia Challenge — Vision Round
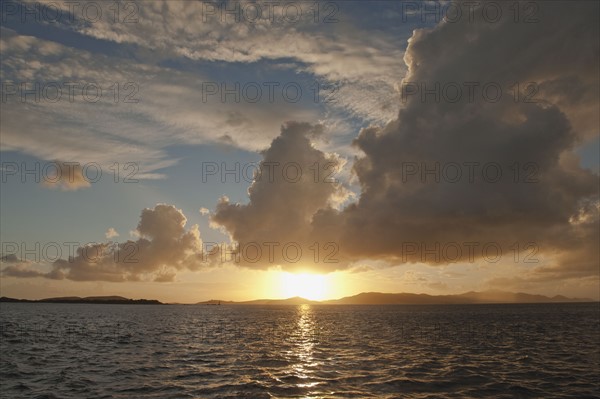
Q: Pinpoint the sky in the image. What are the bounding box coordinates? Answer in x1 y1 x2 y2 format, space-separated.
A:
0 0 598 303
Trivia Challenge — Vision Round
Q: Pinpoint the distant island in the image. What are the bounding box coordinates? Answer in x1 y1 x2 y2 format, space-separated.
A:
1 291 595 306
196 291 595 305
0 295 162 305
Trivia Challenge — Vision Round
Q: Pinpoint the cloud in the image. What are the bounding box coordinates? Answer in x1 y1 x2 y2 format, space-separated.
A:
0 26 326 173
17 0 408 124
40 161 91 191
0 27 177 178
348 264 374 274
319 2 599 271
1 254 24 264
0 255 36 279
1 265 45 278
2 204 205 282
105 228 119 239
211 121 351 271
210 2 599 285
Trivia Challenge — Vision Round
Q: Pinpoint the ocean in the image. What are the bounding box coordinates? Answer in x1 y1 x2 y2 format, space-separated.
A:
1 302 598 398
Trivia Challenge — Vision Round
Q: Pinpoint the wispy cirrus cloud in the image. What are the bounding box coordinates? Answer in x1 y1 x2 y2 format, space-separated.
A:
17 0 409 123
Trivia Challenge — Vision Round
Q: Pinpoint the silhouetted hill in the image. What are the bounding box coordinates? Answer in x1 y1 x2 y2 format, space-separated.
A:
322 291 594 305
240 296 318 305
196 296 317 305
2 291 593 306
322 292 459 305
0 296 162 304
192 291 594 305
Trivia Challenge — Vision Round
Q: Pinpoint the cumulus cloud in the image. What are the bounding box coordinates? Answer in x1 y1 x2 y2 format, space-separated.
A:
209 1 598 286
311 2 598 277
2 204 205 281
211 121 351 271
511 200 600 284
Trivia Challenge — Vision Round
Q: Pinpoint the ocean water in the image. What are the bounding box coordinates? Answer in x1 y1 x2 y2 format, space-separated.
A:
0 303 598 398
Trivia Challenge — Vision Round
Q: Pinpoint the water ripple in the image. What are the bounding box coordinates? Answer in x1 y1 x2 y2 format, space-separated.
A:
1 302 599 398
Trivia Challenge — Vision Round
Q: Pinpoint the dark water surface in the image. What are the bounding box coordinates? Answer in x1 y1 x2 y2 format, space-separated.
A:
1 302 599 398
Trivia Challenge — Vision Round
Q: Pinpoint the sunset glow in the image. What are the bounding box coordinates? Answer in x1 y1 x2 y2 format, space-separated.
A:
278 272 330 301
1 1 598 398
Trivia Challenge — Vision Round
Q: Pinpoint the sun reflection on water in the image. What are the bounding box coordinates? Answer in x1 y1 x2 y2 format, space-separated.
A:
287 304 323 395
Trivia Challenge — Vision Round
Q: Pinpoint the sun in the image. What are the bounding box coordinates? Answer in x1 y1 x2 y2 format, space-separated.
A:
278 272 329 301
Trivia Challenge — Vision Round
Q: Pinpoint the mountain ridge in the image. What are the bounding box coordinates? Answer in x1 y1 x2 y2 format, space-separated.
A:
196 290 595 305
1 291 595 305
0 296 162 304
